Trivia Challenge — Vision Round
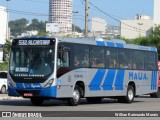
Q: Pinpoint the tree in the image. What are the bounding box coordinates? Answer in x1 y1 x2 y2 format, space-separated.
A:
9 18 46 37
72 24 82 33
27 19 46 31
131 36 160 59
4 39 11 55
9 18 29 36
131 25 160 59
37 30 48 36
151 25 160 36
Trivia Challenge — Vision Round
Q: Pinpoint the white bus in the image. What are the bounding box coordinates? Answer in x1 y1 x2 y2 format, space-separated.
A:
8 36 158 106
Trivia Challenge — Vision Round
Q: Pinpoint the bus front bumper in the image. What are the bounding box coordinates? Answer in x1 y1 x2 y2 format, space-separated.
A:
8 86 57 98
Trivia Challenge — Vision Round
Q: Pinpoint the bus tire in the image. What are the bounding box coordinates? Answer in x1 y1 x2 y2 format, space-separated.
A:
117 97 125 103
86 97 102 103
67 85 81 106
150 88 160 98
124 85 134 103
30 98 44 105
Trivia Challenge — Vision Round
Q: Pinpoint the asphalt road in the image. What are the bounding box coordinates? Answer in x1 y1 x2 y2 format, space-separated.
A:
0 94 160 111
0 94 160 119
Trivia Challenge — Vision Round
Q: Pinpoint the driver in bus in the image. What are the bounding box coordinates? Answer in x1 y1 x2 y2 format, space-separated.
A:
34 51 51 75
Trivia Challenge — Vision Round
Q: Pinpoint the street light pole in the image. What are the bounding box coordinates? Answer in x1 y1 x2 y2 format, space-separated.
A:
72 11 78 37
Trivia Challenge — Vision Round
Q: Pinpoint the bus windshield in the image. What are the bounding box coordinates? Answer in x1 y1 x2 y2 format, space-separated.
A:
9 47 54 78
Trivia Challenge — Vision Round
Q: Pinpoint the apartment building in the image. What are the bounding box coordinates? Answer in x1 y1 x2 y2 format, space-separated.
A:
49 0 72 33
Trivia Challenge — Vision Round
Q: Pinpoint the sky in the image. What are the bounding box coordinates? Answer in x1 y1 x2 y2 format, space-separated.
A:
0 0 154 30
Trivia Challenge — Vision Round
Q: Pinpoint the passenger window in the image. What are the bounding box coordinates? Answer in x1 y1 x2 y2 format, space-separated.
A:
145 52 156 70
132 50 144 70
105 48 118 68
118 49 132 69
90 46 104 68
74 45 89 67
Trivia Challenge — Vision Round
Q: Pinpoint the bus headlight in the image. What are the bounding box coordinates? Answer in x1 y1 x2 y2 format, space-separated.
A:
44 79 54 88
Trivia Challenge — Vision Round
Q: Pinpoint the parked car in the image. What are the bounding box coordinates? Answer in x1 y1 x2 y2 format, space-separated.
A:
0 71 7 94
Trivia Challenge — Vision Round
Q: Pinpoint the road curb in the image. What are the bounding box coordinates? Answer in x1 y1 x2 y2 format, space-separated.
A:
0 95 25 100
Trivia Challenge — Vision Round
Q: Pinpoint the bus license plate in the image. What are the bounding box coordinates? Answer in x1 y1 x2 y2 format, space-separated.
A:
24 93 33 97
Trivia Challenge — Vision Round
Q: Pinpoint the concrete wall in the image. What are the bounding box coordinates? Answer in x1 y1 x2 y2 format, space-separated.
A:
154 0 160 25
121 19 154 39
92 17 107 35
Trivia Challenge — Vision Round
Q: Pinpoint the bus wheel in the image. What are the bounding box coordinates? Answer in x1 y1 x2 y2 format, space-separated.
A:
117 97 125 103
124 85 134 103
150 88 160 98
30 98 44 105
67 85 81 106
86 97 102 103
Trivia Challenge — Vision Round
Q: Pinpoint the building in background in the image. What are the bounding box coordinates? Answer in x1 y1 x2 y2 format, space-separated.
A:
0 6 7 62
91 17 107 36
49 0 72 33
46 23 60 34
154 0 160 25
18 30 38 37
106 25 120 37
0 6 7 45
121 15 153 39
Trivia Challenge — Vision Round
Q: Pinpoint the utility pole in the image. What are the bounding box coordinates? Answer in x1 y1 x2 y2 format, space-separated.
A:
85 0 89 37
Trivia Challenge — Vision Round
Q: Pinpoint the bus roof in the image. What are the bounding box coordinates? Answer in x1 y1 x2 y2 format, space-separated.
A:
61 37 157 52
14 36 157 52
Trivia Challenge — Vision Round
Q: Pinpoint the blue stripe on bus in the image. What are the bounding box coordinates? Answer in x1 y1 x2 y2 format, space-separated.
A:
156 71 158 90
89 69 106 91
151 71 157 90
154 71 158 90
151 48 154 52
116 43 124 48
16 83 24 89
114 70 125 90
16 83 42 89
106 42 115 47
153 71 155 90
96 41 105 46
102 69 116 90
40 86 57 97
151 47 157 52
151 71 153 90
154 71 156 90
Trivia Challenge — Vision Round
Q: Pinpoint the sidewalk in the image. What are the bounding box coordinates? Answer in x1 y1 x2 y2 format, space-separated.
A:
0 94 24 100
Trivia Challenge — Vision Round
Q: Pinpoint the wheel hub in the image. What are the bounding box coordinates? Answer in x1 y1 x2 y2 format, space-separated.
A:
128 89 134 100
73 90 80 102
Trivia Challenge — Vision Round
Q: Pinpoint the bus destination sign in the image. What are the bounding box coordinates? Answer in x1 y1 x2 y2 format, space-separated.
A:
16 40 53 46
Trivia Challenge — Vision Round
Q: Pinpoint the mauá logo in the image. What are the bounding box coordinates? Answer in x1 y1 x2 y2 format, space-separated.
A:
129 72 148 80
